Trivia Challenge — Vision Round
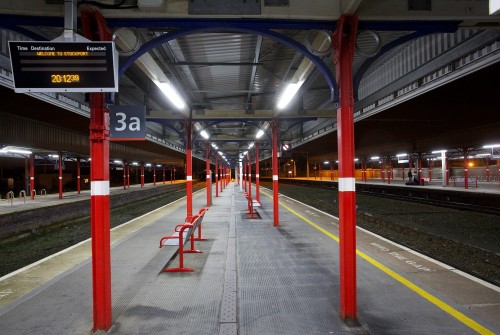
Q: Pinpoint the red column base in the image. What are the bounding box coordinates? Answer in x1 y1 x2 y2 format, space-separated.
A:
184 250 202 254
163 267 194 273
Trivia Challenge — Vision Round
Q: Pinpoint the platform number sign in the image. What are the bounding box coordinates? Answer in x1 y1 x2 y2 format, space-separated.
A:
109 105 146 141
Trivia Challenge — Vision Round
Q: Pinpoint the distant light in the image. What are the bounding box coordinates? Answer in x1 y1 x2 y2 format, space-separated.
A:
200 130 210 139
218 151 223 156
243 151 248 155
157 164 162 167
277 83 301 109
145 163 152 167
256 129 265 139
49 154 59 158
354 158 359 162
211 143 217 148
324 161 329 165
431 150 447 154
490 0 500 15
114 160 122 164
9 149 32 154
248 142 255 149
468 162 474 167
370 156 379 160
483 144 500 149
396 153 407 157
132 162 139 166
156 82 186 110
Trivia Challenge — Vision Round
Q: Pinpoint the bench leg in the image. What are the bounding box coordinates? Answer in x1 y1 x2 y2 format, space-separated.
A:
194 224 208 241
163 267 194 273
162 229 196 272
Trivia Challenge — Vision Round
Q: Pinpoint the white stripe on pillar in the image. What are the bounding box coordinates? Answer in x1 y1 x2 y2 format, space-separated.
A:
338 177 356 192
256 174 260 178
187 176 193 181
272 175 278 181
91 181 110 196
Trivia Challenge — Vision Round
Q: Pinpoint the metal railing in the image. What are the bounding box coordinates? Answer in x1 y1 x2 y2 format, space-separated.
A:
6 191 14 205
19 190 26 203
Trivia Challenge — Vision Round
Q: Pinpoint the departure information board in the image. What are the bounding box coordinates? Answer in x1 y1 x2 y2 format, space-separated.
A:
8 41 118 93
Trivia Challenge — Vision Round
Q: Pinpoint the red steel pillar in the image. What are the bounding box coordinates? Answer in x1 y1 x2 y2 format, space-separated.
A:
463 149 469 189
497 159 500 185
122 160 126 190
153 165 156 185
127 163 130 188
206 143 211 206
215 155 219 197
429 160 433 181
170 167 173 183
486 156 490 182
363 160 367 182
140 163 144 187
256 142 260 203
30 153 35 199
221 163 224 190
272 119 279 227
162 165 166 184
333 15 358 321
247 159 252 199
387 160 391 185
236 164 239 186
80 7 113 326
223 164 226 189
186 120 193 221
58 152 63 199
77 156 81 194
88 92 111 331
243 161 247 193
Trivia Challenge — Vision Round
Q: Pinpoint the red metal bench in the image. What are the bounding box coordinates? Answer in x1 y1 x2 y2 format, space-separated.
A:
244 193 256 219
158 207 209 272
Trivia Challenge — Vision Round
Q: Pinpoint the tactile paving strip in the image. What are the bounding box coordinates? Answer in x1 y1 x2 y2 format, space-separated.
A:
219 192 238 335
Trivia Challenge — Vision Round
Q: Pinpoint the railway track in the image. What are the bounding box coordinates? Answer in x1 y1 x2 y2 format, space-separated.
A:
358 189 500 216
261 180 500 286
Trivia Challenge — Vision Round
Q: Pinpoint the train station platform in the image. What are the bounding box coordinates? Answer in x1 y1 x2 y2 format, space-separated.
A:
0 180 186 216
289 177 500 194
0 182 499 334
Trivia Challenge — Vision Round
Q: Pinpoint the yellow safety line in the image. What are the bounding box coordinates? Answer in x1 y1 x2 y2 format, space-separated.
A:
261 191 495 335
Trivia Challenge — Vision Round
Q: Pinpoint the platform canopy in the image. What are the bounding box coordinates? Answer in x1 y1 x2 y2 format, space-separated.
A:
0 0 499 163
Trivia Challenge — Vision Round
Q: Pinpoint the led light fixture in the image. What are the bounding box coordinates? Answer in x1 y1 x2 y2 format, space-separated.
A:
277 83 301 109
